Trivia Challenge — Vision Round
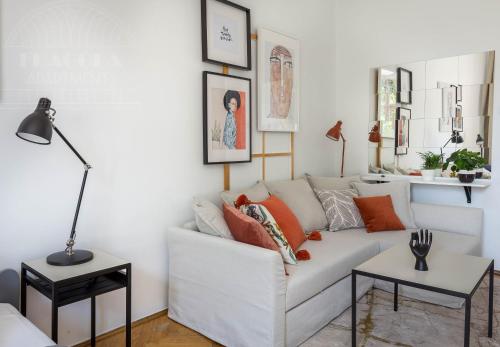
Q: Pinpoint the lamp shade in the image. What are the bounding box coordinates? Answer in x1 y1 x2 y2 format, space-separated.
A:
16 98 53 145
368 123 381 143
326 121 343 141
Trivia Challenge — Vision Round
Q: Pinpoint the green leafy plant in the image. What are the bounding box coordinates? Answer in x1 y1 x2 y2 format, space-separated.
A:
418 151 443 170
442 149 486 173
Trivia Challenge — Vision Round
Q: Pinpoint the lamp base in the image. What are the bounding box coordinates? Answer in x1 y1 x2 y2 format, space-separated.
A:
46 250 94 266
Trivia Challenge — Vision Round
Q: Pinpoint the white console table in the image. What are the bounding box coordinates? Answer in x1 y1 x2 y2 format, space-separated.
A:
361 174 491 203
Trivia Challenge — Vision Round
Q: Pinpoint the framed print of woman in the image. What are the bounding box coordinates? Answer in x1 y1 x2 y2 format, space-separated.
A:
222 90 240 149
203 71 252 164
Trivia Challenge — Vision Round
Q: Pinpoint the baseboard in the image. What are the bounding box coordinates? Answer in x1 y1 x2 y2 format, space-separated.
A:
72 309 168 347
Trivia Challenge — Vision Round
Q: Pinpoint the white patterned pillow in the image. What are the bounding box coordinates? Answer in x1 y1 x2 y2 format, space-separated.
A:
240 204 297 264
315 189 364 231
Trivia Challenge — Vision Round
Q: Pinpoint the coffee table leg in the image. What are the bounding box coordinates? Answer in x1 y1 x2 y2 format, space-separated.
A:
394 282 398 312
488 262 494 338
352 272 356 347
126 264 132 347
464 296 471 347
51 289 58 343
91 296 96 347
20 267 27 316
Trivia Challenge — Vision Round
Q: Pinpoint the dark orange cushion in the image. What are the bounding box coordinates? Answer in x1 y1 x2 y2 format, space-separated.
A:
223 204 280 252
353 195 405 232
255 195 306 252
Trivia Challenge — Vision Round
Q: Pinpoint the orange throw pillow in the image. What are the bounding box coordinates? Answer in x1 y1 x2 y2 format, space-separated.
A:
353 195 405 232
253 195 306 252
223 204 280 252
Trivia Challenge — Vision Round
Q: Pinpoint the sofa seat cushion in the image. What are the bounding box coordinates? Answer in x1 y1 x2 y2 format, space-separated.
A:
285 232 379 311
335 228 481 255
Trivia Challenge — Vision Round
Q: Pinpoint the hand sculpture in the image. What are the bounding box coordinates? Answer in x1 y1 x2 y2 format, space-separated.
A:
409 229 432 271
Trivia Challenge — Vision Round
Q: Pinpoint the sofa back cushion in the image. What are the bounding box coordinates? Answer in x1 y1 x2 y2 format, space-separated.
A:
352 181 416 229
306 174 361 191
220 182 269 206
223 204 280 253
411 202 483 236
265 178 328 232
193 198 234 239
353 195 405 232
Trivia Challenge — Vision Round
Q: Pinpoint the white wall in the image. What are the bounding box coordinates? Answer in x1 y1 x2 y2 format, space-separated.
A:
0 0 336 345
335 0 500 267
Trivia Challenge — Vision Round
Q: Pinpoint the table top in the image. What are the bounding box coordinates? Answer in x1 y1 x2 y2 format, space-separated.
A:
354 245 492 296
23 250 129 283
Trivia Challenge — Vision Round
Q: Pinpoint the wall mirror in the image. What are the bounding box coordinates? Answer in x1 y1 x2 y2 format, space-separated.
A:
369 51 494 178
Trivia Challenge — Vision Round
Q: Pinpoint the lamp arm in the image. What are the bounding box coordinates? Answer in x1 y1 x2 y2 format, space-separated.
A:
52 125 92 255
52 125 91 169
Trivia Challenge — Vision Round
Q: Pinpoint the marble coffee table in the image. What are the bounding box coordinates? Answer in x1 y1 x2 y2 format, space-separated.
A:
351 244 494 347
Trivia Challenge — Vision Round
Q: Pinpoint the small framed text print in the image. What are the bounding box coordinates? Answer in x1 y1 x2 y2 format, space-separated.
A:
201 0 251 70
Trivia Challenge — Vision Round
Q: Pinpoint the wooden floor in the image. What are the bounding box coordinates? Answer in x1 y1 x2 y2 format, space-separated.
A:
75 311 222 347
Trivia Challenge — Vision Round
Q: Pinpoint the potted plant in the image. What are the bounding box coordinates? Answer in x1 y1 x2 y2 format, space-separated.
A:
418 151 443 181
442 149 485 183
475 156 487 179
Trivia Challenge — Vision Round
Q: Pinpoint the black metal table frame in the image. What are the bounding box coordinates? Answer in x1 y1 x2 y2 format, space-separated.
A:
21 262 132 347
351 260 494 347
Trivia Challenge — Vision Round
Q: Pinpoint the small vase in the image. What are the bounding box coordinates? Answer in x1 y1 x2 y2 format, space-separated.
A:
475 168 483 179
458 170 475 183
421 169 435 181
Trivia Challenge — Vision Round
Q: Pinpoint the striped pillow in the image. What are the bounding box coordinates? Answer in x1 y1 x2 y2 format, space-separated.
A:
315 189 364 231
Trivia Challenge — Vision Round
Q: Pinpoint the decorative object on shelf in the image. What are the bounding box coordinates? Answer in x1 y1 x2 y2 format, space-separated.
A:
326 121 346 177
395 107 410 155
201 0 251 70
368 122 381 143
16 98 93 266
418 151 443 181
257 28 300 132
396 67 412 104
203 71 252 164
442 148 486 184
409 229 432 271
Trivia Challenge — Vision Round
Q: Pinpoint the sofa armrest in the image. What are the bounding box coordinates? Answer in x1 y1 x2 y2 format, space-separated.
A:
411 202 483 237
167 227 287 347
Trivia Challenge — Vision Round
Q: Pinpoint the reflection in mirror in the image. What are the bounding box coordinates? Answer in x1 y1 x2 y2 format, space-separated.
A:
369 51 494 178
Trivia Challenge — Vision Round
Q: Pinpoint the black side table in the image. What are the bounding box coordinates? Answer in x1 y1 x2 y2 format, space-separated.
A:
21 250 131 346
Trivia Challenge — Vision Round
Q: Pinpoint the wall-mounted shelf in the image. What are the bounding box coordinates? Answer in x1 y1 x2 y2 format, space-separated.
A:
361 174 491 203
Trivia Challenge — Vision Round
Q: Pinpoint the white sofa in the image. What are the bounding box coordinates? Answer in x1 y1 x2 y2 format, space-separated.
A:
0 303 56 347
167 198 482 347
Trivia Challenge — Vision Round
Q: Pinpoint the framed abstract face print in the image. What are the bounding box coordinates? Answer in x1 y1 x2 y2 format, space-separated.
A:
203 71 252 164
201 0 251 70
257 28 300 132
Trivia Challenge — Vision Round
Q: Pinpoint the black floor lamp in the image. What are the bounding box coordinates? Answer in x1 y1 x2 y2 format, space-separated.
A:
16 98 94 266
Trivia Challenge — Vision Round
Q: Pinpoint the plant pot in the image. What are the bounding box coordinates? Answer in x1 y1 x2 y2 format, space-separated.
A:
458 170 475 183
421 169 435 181
434 169 442 177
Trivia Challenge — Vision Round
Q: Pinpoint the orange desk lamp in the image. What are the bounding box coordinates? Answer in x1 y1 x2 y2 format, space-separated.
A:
326 121 346 177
